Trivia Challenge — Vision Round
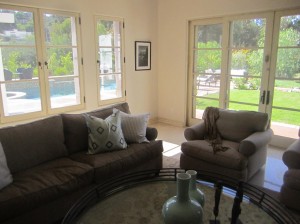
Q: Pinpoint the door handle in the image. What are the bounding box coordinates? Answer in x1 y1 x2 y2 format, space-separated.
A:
266 90 270 105
260 90 266 104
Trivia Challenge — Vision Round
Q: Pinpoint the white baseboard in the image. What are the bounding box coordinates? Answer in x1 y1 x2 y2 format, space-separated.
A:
156 117 185 127
270 135 296 149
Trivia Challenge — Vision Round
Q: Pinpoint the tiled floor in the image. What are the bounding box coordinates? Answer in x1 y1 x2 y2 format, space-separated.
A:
152 122 288 192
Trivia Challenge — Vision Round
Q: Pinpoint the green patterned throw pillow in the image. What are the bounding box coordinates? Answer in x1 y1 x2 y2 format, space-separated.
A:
84 110 127 154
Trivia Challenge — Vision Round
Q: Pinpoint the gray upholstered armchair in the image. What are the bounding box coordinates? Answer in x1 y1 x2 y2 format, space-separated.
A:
180 108 273 182
280 129 300 211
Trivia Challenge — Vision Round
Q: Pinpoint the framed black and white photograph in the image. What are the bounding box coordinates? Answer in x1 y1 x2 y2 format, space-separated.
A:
135 41 151 71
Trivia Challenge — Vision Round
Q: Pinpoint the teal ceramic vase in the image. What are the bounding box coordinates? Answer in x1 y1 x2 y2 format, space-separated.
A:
186 170 205 207
162 173 203 224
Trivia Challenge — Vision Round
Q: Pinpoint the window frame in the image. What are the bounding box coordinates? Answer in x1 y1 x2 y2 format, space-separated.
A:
94 15 126 106
0 4 85 123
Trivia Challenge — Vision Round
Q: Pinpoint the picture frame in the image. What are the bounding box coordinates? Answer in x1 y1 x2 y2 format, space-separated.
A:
135 41 151 71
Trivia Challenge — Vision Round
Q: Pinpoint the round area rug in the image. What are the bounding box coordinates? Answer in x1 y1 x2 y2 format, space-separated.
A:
77 181 276 224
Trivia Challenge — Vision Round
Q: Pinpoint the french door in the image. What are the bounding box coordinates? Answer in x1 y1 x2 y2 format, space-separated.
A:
188 9 300 146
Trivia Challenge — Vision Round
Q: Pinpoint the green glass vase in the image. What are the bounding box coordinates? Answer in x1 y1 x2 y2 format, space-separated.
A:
162 173 203 224
186 170 205 207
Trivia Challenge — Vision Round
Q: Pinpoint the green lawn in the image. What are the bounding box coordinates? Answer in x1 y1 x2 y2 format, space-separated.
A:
196 89 300 126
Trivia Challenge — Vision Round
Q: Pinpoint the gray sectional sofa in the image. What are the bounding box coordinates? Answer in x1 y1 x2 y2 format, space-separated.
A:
0 102 163 224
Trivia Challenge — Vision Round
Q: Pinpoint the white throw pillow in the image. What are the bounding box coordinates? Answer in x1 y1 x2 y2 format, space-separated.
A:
114 109 150 143
84 110 127 154
0 142 13 190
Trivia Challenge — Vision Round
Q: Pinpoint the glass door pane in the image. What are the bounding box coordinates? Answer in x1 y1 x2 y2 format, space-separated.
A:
42 13 81 109
192 23 222 119
271 14 300 138
227 18 267 112
0 8 42 116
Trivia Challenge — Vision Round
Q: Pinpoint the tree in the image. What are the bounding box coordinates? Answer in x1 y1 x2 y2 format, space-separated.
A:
196 41 221 73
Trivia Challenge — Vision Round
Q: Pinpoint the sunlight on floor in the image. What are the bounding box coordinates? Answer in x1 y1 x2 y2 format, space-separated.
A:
162 141 181 157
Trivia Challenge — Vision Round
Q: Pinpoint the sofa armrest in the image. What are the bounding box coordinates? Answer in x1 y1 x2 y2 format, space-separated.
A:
282 139 300 169
146 127 158 141
239 128 273 157
184 122 206 141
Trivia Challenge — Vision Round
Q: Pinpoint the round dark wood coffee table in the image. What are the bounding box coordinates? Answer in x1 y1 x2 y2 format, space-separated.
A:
62 168 298 224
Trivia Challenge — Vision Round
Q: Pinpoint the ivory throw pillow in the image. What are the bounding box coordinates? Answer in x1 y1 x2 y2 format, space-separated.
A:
0 142 13 190
114 109 150 143
84 110 127 154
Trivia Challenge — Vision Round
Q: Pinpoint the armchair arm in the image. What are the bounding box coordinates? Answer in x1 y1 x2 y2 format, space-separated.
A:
184 122 206 141
282 139 300 169
239 128 273 157
146 127 158 141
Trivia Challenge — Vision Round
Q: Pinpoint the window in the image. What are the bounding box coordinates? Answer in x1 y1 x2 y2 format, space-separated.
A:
0 4 84 123
95 16 125 104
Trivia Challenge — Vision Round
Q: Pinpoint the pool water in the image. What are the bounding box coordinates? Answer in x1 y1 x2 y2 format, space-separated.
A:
6 80 116 99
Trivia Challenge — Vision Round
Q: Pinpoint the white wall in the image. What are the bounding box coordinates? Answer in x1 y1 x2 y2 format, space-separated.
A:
157 0 300 126
2 0 300 127
0 0 158 124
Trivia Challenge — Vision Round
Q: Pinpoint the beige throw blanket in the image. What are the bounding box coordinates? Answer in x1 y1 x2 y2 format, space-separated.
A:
202 107 229 154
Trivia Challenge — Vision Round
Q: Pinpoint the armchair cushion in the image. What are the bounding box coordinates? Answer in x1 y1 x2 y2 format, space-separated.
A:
217 109 269 142
283 169 300 190
181 140 247 170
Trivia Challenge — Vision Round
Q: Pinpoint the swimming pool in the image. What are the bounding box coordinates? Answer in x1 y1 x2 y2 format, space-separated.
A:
6 79 116 99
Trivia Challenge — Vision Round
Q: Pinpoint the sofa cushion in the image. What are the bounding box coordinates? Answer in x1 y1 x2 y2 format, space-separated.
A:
0 142 12 190
0 157 94 222
84 111 127 154
70 140 163 181
181 140 247 170
282 139 300 169
117 109 150 143
217 109 269 142
283 169 300 190
0 116 68 174
62 102 130 154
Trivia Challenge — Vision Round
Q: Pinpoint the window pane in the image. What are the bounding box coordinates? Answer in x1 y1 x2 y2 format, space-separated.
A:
278 15 300 47
43 12 82 110
276 48 300 79
0 47 37 80
194 24 222 48
194 50 221 73
193 97 219 119
0 10 35 45
97 20 121 47
228 102 258 111
229 88 261 105
230 49 263 77
99 48 121 74
0 7 41 118
273 15 300 127
231 19 266 48
49 76 81 109
43 14 76 46
0 81 42 116
46 47 77 76
272 86 300 111
194 74 220 99
99 74 122 100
